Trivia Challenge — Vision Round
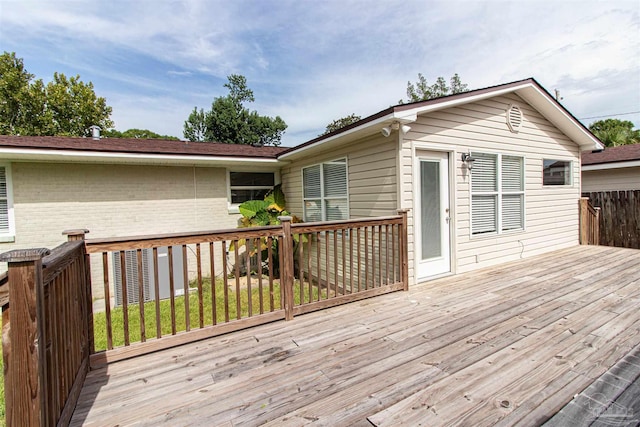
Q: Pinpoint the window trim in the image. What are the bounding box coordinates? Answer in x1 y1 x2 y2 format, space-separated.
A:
0 163 16 242
542 159 572 187
227 170 279 214
470 152 525 236
302 158 349 222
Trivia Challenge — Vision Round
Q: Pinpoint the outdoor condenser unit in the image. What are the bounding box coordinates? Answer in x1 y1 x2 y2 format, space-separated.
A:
113 246 185 306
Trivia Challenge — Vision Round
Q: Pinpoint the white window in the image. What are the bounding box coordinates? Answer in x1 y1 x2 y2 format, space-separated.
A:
0 164 15 241
229 172 275 204
543 159 571 186
471 153 524 235
302 158 348 222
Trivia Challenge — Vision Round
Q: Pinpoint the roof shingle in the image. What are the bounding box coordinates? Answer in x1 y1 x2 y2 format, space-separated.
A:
0 135 287 158
582 143 640 165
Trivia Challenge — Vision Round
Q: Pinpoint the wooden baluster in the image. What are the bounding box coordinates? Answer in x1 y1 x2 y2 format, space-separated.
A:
196 243 204 329
152 247 161 339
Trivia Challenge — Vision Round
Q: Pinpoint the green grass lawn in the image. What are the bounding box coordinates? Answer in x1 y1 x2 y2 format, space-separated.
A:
93 276 323 351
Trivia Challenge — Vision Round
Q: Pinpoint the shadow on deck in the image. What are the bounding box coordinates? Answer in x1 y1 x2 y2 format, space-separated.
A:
71 245 640 426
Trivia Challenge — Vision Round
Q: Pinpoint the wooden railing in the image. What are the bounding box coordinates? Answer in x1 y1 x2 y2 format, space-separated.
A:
0 213 408 424
84 211 408 366
0 230 92 426
579 197 600 245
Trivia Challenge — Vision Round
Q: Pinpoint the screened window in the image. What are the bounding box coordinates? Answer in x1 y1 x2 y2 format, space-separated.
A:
0 165 14 238
229 172 275 204
543 160 571 186
302 159 348 222
471 153 524 235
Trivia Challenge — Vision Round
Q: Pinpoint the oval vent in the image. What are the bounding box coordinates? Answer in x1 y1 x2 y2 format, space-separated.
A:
506 104 523 133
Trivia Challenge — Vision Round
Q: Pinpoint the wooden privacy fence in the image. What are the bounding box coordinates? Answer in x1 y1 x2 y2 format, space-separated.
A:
579 197 600 245
583 190 640 249
0 230 92 427
84 211 408 366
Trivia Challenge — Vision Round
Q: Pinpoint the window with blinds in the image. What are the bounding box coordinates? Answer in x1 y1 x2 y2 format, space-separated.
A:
302 158 348 222
0 166 12 236
471 153 524 235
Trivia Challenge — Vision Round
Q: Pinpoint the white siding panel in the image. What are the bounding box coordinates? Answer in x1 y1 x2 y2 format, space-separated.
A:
281 134 398 220
582 167 640 192
403 93 582 283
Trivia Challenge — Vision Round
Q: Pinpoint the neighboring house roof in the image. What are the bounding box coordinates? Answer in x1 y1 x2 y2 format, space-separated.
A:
0 135 286 167
279 77 603 161
581 143 640 170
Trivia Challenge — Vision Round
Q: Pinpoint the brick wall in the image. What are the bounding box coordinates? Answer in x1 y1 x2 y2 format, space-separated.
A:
1 162 241 298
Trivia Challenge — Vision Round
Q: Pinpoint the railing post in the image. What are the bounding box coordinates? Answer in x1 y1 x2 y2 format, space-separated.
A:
397 209 410 291
579 198 588 245
278 216 295 321
594 207 601 246
0 248 50 427
63 229 94 355
62 228 93 358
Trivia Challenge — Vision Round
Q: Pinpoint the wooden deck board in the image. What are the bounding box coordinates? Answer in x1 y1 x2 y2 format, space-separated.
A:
70 245 640 426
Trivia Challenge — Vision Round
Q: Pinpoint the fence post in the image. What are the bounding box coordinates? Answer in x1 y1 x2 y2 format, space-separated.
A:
0 248 50 427
397 209 410 291
278 216 295 321
579 198 589 245
63 229 94 356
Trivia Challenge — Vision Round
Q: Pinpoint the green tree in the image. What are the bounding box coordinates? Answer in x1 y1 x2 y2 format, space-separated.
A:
400 73 469 104
320 113 361 136
0 52 113 136
183 107 207 142
0 52 33 134
183 74 287 146
103 128 179 140
588 119 640 147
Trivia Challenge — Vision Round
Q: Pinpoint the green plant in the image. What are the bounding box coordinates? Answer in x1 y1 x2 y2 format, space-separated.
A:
233 185 306 276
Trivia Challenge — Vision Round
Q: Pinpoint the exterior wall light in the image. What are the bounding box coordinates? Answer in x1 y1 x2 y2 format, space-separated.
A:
462 153 477 170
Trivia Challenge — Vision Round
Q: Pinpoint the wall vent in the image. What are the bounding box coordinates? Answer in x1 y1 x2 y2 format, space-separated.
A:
506 104 523 133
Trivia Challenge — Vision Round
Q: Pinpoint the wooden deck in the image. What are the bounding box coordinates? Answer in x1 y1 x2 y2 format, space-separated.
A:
70 245 640 426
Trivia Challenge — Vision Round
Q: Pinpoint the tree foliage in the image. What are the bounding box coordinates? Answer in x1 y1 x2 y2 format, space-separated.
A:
0 51 113 136
103 128 179 140
320 113 361 136
400 73 469 104
588 119 640 147
183 74 287 146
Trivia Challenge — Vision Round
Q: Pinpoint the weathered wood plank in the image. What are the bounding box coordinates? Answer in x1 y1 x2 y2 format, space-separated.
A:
71 246 640 426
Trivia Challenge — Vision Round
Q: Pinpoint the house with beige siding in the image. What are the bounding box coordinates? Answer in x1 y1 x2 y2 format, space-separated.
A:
581 143 640 192
0 78 602 294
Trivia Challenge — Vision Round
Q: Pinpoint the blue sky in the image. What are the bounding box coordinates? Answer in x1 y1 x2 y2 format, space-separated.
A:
1 0 638 146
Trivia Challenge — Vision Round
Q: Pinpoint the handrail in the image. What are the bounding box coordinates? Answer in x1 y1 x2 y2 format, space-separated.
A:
0 231 91 426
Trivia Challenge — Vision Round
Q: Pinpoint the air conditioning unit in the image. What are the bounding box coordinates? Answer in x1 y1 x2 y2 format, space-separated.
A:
113 246 185 306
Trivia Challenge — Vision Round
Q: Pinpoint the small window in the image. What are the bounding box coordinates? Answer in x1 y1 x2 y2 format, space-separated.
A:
543 160 571 186
302 159 348 222
0 164 15 240
229 172 275 204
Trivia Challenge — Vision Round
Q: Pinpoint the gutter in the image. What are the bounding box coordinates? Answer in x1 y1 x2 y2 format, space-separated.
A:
0 147 285 165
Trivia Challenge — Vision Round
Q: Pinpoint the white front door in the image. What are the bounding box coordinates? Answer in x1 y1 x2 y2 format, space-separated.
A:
416 151 451 279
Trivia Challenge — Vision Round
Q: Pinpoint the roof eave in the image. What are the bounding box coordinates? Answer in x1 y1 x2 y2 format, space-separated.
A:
514 84 604 152
582 160 640 171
